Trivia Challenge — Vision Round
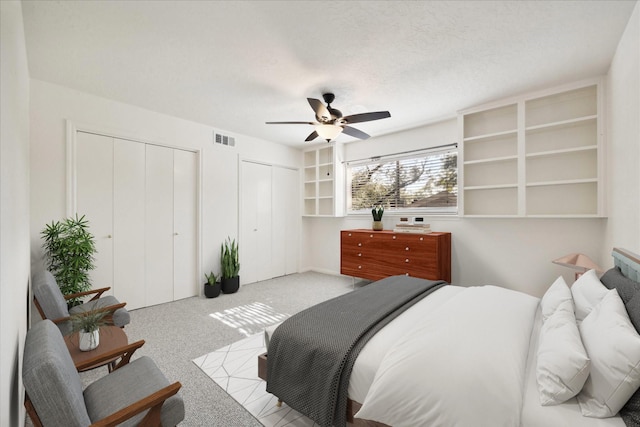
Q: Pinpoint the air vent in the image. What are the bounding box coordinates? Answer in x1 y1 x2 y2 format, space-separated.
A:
214 132 235 147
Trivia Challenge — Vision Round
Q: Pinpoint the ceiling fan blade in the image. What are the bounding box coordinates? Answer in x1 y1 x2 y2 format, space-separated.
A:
307 98 332 122
305 131 319 142
341 126 370 140
265 121 316 125
341 111 391 124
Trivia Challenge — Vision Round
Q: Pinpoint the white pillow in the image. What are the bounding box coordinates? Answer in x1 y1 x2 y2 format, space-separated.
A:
571 269 608 322
577 289 640 417
536 299 590 405
540 276 572 321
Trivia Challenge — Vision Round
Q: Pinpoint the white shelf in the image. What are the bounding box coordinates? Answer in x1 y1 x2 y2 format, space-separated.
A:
525 115 597 132
526 145 597 158
526 178 597 187
464 155 518 165
461 81 602 217
464 184 518 190
463 129 518 142
463 104 517 139
302 145 344 217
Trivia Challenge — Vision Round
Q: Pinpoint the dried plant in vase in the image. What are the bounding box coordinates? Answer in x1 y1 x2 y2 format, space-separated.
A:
69 307 109 351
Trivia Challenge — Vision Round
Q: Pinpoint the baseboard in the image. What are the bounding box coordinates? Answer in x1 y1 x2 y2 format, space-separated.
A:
300 267 343 277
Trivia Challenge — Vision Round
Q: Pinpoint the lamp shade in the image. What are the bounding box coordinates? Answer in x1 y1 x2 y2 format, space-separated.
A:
552 253 602 273
315 124 342 142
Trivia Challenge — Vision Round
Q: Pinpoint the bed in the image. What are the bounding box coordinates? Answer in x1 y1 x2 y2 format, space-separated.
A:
260 248 640 427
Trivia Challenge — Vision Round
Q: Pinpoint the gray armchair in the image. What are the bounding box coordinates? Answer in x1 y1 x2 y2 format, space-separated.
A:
23 319 184 427
32 270 130 335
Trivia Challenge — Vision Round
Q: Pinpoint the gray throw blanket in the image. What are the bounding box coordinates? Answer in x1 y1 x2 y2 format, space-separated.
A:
266 275 445 427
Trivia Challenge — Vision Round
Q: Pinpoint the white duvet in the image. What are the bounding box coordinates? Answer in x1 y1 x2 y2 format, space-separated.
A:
354 285 539 427
263 283 627 426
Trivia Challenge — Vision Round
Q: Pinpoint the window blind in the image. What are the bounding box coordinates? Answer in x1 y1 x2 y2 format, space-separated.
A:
346 145 458 214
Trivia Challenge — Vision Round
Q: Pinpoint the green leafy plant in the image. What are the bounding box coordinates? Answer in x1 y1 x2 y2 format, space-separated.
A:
221 237 240 279
69 307 109 334
371 205 384 221
205 271 219 285
41 214 96 303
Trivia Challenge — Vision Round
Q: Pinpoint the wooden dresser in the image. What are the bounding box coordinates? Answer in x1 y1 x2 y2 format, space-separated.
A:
340 229 451 283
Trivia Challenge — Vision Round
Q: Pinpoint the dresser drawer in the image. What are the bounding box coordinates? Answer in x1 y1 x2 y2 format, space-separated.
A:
340 230 451 282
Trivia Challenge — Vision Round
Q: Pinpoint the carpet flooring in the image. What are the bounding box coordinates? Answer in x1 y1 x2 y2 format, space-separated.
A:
27 272 360 426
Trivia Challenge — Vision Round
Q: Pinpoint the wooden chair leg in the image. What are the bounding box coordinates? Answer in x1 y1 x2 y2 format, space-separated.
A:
276 399 283 407
24 393 44 427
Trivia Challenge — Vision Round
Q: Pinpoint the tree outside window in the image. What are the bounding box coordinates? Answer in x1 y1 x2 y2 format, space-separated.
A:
347 148 457 214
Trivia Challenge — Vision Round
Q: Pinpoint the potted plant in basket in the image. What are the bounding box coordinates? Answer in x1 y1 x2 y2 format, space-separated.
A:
69 308 109 351
221 237 240 294
372 205 384 231
204 271 221 298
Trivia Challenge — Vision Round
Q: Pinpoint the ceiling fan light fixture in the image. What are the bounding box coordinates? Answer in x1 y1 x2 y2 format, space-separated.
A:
315 124 342 142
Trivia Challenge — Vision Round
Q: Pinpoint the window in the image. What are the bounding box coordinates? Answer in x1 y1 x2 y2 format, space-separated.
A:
346 145 457 215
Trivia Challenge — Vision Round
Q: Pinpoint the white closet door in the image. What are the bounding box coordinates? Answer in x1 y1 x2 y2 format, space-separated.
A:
113 139 146 309
241 161 273 284
145 145 174 306
283 167 299 275
76 132 114 293
173 150 198 300
272 166 299 277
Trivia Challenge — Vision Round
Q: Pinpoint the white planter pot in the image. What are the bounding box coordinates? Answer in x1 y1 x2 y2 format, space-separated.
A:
79 329 100 351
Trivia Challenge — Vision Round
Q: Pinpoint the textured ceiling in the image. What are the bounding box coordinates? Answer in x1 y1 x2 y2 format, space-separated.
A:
21 1 637 147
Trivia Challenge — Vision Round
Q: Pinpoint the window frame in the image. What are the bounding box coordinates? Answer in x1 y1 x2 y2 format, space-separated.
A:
345 144 458 216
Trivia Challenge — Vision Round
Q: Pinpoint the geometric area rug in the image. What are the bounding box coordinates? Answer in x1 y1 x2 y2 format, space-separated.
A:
193 333 318 426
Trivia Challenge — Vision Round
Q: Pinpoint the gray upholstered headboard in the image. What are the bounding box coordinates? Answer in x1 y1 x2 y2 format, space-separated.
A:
612 248 640 282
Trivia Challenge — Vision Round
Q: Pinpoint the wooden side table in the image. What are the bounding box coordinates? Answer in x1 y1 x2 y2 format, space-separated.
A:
64 326 128 372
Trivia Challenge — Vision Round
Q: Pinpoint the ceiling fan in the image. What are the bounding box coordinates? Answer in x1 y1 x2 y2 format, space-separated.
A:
266 93 391 142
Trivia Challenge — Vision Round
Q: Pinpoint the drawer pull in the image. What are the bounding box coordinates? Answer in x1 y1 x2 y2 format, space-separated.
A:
405 273 409 276
358 243 362 247
348 233 352 237
370 234 373 237
420 237 424 241
393 236 396 239
405 247 409 251
358 265 362 269
405 259 409 263
358 253 362 257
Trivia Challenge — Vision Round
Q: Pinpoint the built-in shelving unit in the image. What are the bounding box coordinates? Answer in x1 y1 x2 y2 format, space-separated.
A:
303 145 344 217
460 80 603 217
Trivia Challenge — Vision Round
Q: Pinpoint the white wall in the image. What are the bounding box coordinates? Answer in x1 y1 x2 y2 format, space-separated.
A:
603 2 640 263
29 79 301 287
0 2 31 426
302 119 606 297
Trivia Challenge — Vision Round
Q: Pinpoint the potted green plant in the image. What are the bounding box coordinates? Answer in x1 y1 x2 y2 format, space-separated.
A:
221 237 240 294
372 205 384 231
69 308 109 351
41 214 96 306
204 271 221 298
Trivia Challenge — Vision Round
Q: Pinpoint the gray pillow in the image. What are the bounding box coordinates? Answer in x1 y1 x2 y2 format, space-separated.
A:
600 267 640 426
600 267 640 333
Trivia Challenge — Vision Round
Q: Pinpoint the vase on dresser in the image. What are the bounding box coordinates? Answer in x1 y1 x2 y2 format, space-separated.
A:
372 221 383 231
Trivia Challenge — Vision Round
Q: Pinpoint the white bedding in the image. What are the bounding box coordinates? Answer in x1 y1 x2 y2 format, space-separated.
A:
348 284 465 403
354 285 538 426
264 283 628 426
